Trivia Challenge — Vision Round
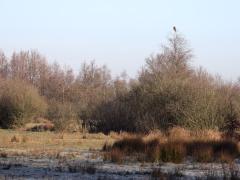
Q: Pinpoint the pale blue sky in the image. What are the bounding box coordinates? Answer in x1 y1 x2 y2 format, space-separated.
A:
0 0 239 79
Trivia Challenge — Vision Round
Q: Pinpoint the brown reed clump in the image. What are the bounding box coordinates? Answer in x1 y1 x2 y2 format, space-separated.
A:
103 128 240 164
11 135 20 143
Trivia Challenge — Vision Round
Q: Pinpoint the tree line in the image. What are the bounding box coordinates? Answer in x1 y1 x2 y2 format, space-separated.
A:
1 33 240 135
0 47 131 130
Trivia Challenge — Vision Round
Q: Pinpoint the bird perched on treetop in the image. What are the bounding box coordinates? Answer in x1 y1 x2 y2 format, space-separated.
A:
173 26 176 32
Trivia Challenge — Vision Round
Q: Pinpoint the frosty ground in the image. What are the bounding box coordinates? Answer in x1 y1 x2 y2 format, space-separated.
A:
0 129 240 179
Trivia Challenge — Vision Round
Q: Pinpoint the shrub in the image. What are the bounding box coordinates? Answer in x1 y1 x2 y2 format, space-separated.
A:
168 127 191 141
193 129 222 141
104 131 240 164
213 140 239 159
46 100 79 132
219 151 235 163
11 135 20 143
102 142 112 151
22 136 28 143
106 136 187 163
144 130 166 142
222 92 240 140
0 152 8 158
0 79 47 128
112 137 145 154
145 138 161 162
109 148 124 163
192 145 213 162
160 142 186 163
186 140 239 163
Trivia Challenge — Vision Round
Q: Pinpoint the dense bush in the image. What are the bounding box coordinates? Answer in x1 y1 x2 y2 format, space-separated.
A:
0 79 47 128
46 100 79 132
104 135 239 163
1 33 240 135
91 33 240 133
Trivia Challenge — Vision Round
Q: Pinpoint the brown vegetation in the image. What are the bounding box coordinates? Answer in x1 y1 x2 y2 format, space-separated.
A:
103 128 240 164
1 32 240 140
0 129 115 159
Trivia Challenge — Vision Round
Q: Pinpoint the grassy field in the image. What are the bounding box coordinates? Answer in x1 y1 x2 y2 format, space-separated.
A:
1 127 240 179
1 127 240 164
0 129 115 158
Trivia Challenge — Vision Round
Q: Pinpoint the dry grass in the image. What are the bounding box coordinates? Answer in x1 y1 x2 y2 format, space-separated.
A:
104 148 124 163
143 129 167 142
192 144 213 162
103 128 240 164
160 141 186 163
192 129 223 141
0 152 7 158
0 129 115 158
0 127 238 164
112 136 145 154
24 118 54 131
10 135 20 143
109 131 139 140
109 131 121 139
168 127 191 141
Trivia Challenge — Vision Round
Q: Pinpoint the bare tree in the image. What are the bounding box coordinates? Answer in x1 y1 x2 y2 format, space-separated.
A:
0 51 8 78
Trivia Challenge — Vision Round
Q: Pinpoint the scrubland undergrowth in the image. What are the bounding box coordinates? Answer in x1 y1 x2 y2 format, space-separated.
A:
103 127 240 164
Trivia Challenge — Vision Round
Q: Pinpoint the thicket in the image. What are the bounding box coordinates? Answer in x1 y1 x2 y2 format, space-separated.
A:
91 34 240 133
0 32 240 135
104 135 239 163
0 79 47 128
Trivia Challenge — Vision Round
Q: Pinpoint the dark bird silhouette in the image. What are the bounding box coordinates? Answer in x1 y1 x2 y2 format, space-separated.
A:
173 26 176 32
